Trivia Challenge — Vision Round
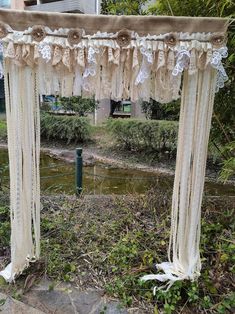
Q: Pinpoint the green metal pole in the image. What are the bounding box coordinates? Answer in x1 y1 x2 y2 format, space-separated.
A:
76 148 83 195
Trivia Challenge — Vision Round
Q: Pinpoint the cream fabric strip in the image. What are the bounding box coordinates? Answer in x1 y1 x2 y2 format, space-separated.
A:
0 59 40 282
141 67 217 290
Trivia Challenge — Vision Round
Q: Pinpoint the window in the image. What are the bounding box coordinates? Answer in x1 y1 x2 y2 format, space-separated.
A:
24 0 63 5
112 100 132 118
0 0 11 7
114 101 131 114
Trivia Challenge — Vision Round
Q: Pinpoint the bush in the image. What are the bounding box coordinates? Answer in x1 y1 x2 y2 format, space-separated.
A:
0 206 10 249
40 113 91 144
107 118 178 157
0 120 7 141
59 96 97 116
219 141 235 182
141 99 180 121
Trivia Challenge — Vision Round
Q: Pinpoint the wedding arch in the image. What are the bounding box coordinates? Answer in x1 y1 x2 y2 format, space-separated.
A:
0 8 229 289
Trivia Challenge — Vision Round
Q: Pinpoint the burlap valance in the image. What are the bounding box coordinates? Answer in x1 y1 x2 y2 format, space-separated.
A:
0 9 229 102
0 9 228 35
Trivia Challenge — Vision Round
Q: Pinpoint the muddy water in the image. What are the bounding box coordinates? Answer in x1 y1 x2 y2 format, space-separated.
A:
0 149 234 196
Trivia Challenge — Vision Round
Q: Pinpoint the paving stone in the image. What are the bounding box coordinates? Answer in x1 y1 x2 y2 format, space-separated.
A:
23 289 77 314
71 289 103 314
22 279 128 314
0 292 45 314
97 301 128 314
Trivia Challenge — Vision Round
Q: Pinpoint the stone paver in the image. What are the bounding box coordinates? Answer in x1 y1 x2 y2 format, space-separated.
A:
0 292 44 314
22 278 128 314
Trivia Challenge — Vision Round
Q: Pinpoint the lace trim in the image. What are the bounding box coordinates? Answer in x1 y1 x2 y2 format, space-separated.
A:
210 47 228 92
83 46 99 91
0 40 3 79
38 42 51 62
172 47 191 76
135 47 153 85
83 47 99 78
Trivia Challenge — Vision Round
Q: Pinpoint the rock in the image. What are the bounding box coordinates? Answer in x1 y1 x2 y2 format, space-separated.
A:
22 279 128 314
0 292 44 314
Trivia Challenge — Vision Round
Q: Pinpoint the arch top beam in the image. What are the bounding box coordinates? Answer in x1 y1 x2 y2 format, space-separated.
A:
0 8 228 35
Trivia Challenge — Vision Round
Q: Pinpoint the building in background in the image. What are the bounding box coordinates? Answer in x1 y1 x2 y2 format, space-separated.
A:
11 0 99 13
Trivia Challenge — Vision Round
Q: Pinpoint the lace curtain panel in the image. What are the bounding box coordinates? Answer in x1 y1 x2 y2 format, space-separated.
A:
0 8 229 286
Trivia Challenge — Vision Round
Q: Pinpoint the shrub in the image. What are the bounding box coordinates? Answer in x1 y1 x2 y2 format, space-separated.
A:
0 120 7 141
40 113 91 144
141 99 180 120
59 96 97 116
107 118 178 157
219 141 235 182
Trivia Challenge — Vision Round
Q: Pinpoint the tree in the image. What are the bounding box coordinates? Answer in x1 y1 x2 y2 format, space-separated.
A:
148 0 235 180
101 0 148 15
102 0 235 179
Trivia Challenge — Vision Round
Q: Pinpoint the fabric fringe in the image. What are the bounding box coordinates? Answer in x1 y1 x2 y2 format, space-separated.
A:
0 59 40 282
141 67 217 291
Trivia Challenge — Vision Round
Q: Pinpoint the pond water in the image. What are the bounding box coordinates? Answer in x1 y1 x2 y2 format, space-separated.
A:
0 148 235 196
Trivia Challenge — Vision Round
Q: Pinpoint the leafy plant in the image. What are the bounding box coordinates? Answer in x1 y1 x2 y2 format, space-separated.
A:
219 141 235 181
0 206 10 249
141 99 180 121
101 0 148 15
59 96 97 117
107 118 178 158
0 120 7 141
40 113 91 144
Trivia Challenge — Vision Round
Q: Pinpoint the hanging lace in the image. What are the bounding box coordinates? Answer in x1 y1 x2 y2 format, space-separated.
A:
0 41 4 79
83 46 99 91
210 47 228 92
172 47 190 76
135 46 153 85
38 42 52 63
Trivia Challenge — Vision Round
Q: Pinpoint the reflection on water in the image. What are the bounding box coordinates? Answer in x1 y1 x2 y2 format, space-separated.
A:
0 148 234 196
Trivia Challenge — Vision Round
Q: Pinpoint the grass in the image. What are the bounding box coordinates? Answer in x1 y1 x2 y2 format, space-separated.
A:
0 190 234 313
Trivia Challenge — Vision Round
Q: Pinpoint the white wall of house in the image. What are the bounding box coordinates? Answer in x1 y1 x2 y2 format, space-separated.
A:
92 100 146 125
131 101 146 119
95 99 111 124
23 0 97 13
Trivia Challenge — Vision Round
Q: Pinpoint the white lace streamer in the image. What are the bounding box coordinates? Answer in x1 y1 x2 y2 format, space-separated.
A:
141 67 217 292
210 47 228 92
0 41 4 79
83 47 99 78
172 47 191 76
83 47 99 91
38 42 52 63
135 47 153 85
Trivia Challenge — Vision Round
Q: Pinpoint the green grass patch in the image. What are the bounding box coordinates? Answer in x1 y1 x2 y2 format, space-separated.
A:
0 191 234 313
